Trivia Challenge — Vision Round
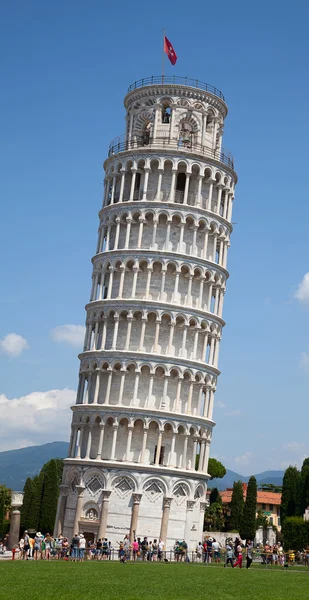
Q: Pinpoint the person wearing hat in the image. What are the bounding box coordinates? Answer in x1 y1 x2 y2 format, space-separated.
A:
34 532 43 560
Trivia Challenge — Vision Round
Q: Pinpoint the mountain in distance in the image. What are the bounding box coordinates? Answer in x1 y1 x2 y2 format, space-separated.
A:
0 442 69 490
211 469 284 491
0 442 284 491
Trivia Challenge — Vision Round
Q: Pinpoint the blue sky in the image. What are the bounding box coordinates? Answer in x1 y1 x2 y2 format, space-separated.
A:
1 0 309 473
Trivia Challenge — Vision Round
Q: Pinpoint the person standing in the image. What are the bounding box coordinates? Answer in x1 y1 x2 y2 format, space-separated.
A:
233 542 243 568
196 542 203 563
132 538 139 561
246 540 253 569
224 544 234 567
158 538 164 561
34 532 42 560
152 539 158 561
79 534 86 561
212 538 221 563
71 533 80 562
44 534 53 561
23 531 30 560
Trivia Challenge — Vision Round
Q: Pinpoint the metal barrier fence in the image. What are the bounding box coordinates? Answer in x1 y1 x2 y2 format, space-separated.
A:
11 547 309 566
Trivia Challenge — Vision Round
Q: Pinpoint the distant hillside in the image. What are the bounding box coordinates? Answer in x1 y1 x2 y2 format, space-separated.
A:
0 442 284 491
210 469 284 490
0 442 69 490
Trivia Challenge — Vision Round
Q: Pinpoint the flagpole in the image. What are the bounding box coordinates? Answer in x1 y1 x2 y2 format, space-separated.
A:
162 28 165 83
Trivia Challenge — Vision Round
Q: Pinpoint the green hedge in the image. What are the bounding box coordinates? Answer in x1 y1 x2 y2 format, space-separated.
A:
282 516 309 551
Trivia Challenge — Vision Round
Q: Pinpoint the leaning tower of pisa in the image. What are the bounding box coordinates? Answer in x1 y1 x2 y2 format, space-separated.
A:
55 76 237 549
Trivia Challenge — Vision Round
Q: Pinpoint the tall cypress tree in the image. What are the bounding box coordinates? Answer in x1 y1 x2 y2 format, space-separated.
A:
298 459 309 517
20 478 35 529
239 476 257 540
39 459 59 534
281 466 299 525
230 481 244 531
27 472 44 532
209 487 222 505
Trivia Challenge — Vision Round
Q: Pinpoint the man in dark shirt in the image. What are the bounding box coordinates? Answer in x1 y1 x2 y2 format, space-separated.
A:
71 533 80 562
96 538 103 560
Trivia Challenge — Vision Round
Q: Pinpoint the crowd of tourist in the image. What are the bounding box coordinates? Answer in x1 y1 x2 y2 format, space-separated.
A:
1 531 308 567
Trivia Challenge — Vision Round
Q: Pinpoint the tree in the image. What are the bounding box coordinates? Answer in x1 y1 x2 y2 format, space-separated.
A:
239 476 257 540
298 459 309 517
281 466 299 524
256 509 269 529
282 516 309 551
39 459 60 534
27 472 44 532
0 485 11 538
21 478 35 529
208 458 226 480
204 502 225 531
229 481 244 531
209 487 222 505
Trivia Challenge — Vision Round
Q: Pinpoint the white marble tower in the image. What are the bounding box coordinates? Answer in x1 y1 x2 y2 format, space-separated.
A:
55 76 237 550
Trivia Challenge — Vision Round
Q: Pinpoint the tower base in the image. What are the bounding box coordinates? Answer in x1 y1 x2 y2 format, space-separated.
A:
58 462 207 551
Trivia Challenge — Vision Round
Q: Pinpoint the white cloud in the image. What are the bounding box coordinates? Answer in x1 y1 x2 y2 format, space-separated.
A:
216 401 227 409
51 324 85 347
0 389 75 451
234 452 252 466
294 273 309 304
0 333 29 357
300 352 309 372
284 441 304 453
224 409 242 417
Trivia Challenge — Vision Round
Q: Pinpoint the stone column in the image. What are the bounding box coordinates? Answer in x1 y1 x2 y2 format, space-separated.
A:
140 427 148 463
104 370 113 404
160 268 166 300
53 484 69 537
97 424 105 459
198 440 205 471
203 438 211 473
125 425 134 461
151 217 158 248
119 170 126 202
192 436 198 470
137 217 144 248
8 492 24 550
85 426 92 459
159 497 173 545
114 217 121 249
93 370 100 404
142 168 150 200
132 371 140 405
125 314 133 350
169 433 176 467
196 175 203 207
73 485 85 535
182 434 188 469
129 493 142 542
131 265 139 298
183 172 190 204
98 490 112 539
110 424 118 460
155 429 163 465
169 169 177 202
156 169 163 200
124 217 132 249
129 169 137 200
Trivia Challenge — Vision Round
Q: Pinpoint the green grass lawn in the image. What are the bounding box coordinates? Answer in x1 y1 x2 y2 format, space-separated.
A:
0 561 308 600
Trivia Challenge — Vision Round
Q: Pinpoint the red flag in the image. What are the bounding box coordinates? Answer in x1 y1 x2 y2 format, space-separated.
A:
164 35 177 65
